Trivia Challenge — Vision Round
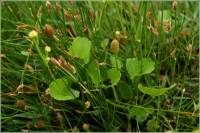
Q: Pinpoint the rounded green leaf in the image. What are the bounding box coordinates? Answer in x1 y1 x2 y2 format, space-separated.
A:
138 84 176 97
101 38 109 50
129 106 150 122
141 58 155 75
146 119 160 131
126 58 140 79
69 37 92 64
126 58 155 80
117 81 133 100
87 60 101 87
49 78 80 101
107 68 121 86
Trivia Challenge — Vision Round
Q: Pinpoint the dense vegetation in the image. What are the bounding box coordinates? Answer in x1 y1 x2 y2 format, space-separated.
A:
1 1 199 132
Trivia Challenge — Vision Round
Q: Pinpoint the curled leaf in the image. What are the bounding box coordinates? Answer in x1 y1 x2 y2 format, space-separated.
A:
138 84 176 97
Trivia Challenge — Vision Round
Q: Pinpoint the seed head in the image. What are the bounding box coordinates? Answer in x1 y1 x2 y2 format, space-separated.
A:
172 0 177 10
170 48 178 59
82 26 88 34
163 21 172 33
64 62 76 74
154 19 159 28
16 99 26 108
56 112 63 122
132 3 137 14
64 10 72 21
24 105 29 111
50 57 60 66
82 123 90 130
58 56 66 67
185 44 192 52
56 2 61 13
146 11 152 21
89 10 95 20
180 31 190 38
58 56 76 74
25 64 34 73
110 39 119 54
121 32 127 45
68 0 74 5
44 24 54 37
72 126 79 132
46 0 52 12
75 13 81 22
34 119 45 129
152 27 159 36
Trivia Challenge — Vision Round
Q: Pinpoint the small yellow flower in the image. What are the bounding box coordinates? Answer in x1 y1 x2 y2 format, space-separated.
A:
28 30 38 38
45 46 51 52
115 31 121 39
45 88 50 96
85 101 91 109
46 57 50 62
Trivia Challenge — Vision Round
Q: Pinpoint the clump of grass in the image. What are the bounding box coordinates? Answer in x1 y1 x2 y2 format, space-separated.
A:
1 1 199 132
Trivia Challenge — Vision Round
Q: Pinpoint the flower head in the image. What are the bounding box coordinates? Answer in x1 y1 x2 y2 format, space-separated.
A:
28 30 38 38
56 2 61 13
85 101 91 109
115 31 121 39
82 123 90 130
44 24 54 37
110 39 119 54
45 46 51 52
46 0 52 12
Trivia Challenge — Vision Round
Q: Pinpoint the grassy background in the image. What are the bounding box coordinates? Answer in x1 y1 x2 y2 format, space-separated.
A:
1 1 199 132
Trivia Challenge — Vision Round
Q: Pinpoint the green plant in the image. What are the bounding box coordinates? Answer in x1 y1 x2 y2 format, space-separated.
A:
1 1 199 132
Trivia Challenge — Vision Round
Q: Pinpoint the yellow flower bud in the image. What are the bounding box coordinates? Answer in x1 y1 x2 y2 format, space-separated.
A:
28 30 38 38
45 46 51 52
85 101 91 109
115 31 120 39
82 123 90 130
46 57 50 62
